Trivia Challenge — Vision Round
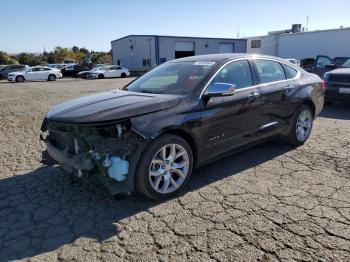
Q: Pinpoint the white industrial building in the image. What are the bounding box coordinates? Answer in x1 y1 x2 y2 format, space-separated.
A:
245 26 350 60
111 35 247 70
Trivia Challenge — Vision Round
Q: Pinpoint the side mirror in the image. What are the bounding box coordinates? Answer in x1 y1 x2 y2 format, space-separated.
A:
204 83 236 97
325 64 336 69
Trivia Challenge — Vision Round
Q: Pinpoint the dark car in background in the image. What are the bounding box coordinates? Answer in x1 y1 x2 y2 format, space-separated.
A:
324 58 350 103
0 64 29 79
62 64 89 77
301 55 350 77
41 54 324 200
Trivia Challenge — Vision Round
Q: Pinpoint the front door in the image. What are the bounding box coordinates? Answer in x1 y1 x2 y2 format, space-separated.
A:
200 59 263 160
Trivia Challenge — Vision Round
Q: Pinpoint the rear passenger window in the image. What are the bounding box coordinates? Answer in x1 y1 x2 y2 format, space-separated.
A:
211 60 253 89
283 64 298 79
255 60 286 84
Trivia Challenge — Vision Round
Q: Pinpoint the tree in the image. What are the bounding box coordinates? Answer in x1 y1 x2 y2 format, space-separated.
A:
72 46 79 53
0 51 18 65
79 47 89 54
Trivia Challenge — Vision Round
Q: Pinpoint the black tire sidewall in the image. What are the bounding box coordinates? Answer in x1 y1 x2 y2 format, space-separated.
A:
288 105 313 145
98 74 104 79
16 76 24 82
121 73 126 78
135 134 193 200
48 74 56 81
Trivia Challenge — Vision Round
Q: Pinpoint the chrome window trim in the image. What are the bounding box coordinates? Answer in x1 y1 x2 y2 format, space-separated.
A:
199 57 301 99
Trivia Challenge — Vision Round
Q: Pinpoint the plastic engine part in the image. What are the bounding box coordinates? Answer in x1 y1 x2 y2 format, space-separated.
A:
107 156 129 182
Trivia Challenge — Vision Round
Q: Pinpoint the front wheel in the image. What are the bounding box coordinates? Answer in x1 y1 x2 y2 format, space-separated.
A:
135 134 193 200
286 105 314 145
16 75 24 82
121 73 127 78
98 74 104 79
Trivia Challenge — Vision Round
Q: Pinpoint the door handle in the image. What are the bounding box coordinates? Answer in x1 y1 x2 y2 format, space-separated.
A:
248 91 260 98
285 85 295 90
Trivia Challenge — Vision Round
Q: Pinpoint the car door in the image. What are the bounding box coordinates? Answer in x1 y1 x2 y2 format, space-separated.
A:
25 68 40 80
253 59 298 137
105 66 116 78
313 55 335 77
200 59 264 160
39 67 50 80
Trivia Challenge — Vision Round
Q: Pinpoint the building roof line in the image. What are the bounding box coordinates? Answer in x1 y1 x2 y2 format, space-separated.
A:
111 35 246 43
243 27 350 39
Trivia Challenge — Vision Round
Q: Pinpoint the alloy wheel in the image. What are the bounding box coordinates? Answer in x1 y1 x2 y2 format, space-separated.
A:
296 109 312 142
149 143 190 194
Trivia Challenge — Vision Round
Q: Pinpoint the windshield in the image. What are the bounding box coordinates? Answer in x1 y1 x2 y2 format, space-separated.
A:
126 61 215 95
342 59 350 68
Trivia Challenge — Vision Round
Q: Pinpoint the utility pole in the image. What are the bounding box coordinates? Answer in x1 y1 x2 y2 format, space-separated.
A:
306 16 309 31
237 24 240 38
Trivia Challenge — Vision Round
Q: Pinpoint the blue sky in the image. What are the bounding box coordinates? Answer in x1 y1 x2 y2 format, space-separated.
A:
1 0 349 53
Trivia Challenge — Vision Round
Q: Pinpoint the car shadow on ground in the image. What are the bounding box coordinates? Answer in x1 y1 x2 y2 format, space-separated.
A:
320 102 350 120
0 141 292 261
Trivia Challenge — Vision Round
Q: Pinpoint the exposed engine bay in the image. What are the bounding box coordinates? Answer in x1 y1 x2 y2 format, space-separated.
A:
41 119 148 194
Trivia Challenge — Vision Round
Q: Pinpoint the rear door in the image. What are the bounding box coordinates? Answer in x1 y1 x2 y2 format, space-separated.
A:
25 68 41 80
252 59 298 137
200 59 264 159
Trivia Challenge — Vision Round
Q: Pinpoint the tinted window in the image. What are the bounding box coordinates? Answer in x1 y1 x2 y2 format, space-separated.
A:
283 64 298 79
316 56 333 69
211 60 253 89
32 68 40 72
255 60 286 84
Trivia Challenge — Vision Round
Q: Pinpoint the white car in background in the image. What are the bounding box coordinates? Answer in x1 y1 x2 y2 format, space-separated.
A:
7 66 63 82
88 65 130 79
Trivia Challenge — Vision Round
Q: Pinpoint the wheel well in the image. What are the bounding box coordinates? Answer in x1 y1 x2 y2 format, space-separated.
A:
161 130 198 166
302 100 316 117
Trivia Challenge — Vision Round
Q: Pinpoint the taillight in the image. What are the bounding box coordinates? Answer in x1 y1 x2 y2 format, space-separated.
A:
322 79 326 92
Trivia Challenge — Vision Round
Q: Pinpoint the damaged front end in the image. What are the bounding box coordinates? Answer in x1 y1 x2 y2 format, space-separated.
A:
40 118 148 194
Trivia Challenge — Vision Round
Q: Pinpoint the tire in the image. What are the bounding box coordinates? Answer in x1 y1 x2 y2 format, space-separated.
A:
121 73 127 78
0 74 3 80
285 105 314 146
135 134 193 200
48 74 56 81
16 75 24 83
98 74 104 79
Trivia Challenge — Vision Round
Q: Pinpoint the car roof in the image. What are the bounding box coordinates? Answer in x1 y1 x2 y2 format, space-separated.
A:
172 53 286 63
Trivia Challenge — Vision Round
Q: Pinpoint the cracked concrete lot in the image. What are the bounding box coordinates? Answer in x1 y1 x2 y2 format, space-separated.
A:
0 78 349 262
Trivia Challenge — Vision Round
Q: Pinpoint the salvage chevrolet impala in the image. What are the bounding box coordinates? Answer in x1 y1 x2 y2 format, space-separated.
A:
41 54 324 200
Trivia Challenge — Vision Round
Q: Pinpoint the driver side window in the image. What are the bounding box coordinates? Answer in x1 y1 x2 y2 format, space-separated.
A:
211 60 253 89
316 57 333 69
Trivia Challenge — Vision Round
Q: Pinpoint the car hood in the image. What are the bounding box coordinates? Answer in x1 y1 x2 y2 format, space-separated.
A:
328 68 350 75
46 90 182 123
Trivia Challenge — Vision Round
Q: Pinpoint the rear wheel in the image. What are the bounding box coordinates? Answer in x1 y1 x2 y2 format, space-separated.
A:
121 73 127 78
98 74 104 79
0 74 3 80
16 75 24 82
135 134 193 200
286 105 313 145
48 74 56 81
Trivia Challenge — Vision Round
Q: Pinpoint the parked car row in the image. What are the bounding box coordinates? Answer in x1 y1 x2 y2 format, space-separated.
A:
300 55 350 103
0 63 131 82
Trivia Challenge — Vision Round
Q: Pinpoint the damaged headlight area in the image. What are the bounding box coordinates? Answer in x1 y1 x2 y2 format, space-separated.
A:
41 119 147 193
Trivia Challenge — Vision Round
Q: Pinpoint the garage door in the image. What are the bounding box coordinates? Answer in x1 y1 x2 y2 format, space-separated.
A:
175 41 195 51
219 43 234 53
